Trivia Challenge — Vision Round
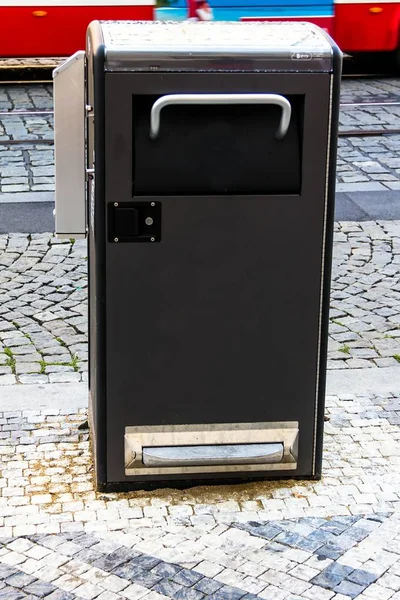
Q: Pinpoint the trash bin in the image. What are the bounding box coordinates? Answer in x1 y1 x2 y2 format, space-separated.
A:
53 20 342 491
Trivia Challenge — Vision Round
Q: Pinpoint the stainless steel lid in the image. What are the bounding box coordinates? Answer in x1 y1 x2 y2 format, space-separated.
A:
98 21 335 73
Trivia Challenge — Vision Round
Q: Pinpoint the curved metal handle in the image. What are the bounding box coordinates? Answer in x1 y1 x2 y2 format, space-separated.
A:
149 93 292 141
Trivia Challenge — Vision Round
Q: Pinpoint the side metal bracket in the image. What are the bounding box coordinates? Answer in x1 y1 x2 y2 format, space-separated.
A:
53 51 87 239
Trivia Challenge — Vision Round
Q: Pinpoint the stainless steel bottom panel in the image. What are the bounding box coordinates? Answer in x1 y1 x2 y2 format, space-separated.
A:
125 421 298 476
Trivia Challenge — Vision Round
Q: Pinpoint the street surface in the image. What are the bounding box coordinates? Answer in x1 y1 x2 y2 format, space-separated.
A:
0 387 398 600
0 75 399 600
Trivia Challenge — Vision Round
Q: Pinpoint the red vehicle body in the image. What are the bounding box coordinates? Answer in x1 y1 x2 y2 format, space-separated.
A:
334 1 400 53
0 1 154 57
0 0 399 58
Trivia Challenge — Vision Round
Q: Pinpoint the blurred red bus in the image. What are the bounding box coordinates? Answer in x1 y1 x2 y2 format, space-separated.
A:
1 0 399 61
0 0 154 57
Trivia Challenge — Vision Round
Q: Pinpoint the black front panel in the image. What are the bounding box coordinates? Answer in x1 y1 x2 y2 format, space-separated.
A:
133 96 303 195
101 72 332 486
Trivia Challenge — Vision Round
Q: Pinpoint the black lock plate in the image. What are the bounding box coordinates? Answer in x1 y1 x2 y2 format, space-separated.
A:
108 202 161 243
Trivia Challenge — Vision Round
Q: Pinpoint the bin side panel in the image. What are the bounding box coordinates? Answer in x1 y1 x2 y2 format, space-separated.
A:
314 47 342 478
87 23 108 489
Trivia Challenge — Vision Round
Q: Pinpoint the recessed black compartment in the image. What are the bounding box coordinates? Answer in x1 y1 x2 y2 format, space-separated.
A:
132 95 304 196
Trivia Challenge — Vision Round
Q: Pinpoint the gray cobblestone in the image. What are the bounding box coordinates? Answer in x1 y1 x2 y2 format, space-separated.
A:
336 74 400 187
0 234 86 383
329 220 400 368
0 385 398 596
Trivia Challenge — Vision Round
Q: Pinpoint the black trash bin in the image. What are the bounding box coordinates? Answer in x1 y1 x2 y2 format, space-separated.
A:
54 20 342 491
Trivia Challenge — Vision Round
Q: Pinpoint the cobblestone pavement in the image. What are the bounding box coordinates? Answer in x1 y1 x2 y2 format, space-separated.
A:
1 78 400 194
0 84 53 194
328 220 400 369
0 389 399 600
0 147 53 194
0 220 399 383
0 234 87 385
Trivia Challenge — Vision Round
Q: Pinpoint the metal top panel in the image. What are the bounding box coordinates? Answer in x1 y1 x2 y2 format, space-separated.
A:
96 21 336 72
101 21 332 52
